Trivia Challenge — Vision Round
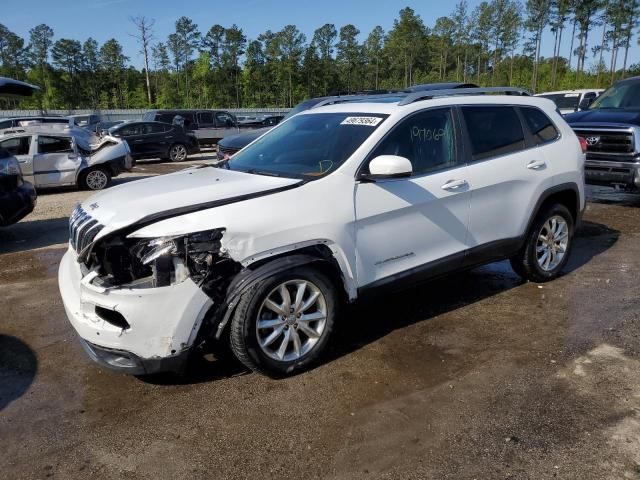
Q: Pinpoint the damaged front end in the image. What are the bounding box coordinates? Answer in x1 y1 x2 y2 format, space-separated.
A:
69 204 243 364
86 228 236 291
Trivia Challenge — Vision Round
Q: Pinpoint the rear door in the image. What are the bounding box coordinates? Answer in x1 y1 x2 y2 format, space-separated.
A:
34 135 80 186
461 105 556 263
0 135 34 181
137 122 167 157
118 123 144 157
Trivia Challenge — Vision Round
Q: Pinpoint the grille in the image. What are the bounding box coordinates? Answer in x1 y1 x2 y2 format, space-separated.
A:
69 206 104 254
572 128 634 156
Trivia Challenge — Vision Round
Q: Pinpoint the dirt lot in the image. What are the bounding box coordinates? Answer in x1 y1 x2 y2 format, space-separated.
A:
1 160 639 479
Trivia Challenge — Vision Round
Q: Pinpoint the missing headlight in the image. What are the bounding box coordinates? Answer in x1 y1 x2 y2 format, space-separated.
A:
131 229 225 287
89 228 226 289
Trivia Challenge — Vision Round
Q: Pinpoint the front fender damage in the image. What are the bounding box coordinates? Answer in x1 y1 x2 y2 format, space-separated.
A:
195 232 354 346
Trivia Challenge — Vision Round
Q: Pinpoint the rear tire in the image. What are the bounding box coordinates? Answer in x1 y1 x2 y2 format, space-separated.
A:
168 143 188 162
229 266 338 377
78 167 111 191
510 203 574 283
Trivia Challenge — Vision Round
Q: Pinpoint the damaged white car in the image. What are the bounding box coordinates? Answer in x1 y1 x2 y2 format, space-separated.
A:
58 88 585 377
0 124 132 190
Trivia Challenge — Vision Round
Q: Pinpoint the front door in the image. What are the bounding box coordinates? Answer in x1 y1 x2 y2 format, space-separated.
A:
354 107 471 290
33 135 81 186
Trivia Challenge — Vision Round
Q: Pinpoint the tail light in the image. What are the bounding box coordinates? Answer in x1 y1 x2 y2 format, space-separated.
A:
578 136 588 153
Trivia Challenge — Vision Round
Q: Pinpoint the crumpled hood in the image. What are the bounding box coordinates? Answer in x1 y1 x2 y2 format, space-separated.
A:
565 109 640 126
81 166 301 237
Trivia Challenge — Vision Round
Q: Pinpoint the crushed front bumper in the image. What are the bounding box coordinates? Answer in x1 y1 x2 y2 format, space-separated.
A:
584 159 640 190
58 247 213 374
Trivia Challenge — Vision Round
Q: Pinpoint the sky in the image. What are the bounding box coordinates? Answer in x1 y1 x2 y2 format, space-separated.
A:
2 0 638 72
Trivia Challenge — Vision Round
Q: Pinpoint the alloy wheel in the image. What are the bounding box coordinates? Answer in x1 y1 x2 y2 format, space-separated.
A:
536 215 569 271
85 170 108 190
170 144 187 161
256 279 327 362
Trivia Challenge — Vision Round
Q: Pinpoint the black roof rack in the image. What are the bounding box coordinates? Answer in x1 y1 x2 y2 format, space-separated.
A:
313 92 404 108
397 87 530 106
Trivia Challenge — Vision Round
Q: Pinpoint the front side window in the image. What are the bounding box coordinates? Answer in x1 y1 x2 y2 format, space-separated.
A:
215 112 235 127
462 106 525 161
228 112 388 179
38 136 73 154
367 108 457 175
520 107 559 145
0 136 31 156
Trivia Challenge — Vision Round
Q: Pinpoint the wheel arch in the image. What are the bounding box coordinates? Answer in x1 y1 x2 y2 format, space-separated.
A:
525 182 581 237
206 242 356 343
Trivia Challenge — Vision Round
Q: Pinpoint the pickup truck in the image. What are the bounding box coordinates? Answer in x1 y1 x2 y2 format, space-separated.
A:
565 76 640 191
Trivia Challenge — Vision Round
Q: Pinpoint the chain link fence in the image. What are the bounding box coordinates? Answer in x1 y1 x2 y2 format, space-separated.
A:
0 108 292 122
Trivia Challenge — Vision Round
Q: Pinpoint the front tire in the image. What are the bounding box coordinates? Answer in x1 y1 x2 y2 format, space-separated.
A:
78 167 111 191
510 203 574 282
229 267 338 377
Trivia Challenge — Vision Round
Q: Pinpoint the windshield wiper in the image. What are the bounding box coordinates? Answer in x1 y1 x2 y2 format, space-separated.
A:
246 169 282 177
211 158 231 169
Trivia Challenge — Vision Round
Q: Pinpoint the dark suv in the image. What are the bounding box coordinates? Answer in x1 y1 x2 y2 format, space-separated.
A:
565 76 640 191
143 109 239 146
108 121 200 162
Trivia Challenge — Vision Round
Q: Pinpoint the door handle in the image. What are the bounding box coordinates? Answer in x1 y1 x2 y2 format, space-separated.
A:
441 179 468 191
134 139 144 143
527 160 546 170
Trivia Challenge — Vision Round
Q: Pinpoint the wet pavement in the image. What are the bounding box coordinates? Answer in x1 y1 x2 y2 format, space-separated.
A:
1 167 640 479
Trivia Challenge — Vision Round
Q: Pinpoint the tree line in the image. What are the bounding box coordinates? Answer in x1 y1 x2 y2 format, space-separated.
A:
1 0 639 111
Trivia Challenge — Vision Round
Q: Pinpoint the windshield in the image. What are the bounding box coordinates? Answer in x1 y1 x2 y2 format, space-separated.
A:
589 82 640 110
227 112 388 179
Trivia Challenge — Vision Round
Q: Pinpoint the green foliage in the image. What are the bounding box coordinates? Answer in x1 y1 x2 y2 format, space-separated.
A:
1 3 638 111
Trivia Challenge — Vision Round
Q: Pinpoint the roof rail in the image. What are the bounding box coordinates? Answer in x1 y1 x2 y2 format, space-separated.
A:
397 87 531 106
314 92 404 108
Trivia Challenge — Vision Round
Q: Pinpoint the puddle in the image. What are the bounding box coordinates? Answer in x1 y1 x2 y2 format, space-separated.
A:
0 247 66 284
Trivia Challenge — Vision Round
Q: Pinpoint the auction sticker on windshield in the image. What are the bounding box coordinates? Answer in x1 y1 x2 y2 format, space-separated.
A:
341 116 384 126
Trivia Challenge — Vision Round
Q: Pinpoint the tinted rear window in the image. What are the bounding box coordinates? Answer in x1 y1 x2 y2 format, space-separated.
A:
520 107 559 145
462 106 525 161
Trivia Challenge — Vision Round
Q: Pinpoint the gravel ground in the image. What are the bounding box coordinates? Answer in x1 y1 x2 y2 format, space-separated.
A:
1 165 640 480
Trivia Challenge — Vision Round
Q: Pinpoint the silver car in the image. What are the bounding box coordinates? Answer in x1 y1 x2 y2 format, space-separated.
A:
0 124 132 190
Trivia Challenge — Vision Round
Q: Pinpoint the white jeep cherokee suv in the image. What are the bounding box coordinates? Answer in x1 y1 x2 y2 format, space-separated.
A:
58 88 586 377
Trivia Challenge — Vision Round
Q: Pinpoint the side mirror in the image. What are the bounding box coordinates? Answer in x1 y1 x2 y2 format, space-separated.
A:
364 155 412 180
68 152 78 160
578 97 593 111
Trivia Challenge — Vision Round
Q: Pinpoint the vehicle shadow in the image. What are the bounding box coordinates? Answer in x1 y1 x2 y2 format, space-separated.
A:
0 335 38 411
141 220 619 385
327 220 619 364
586 186 640 208
138 344 248 386
0 217 69 255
